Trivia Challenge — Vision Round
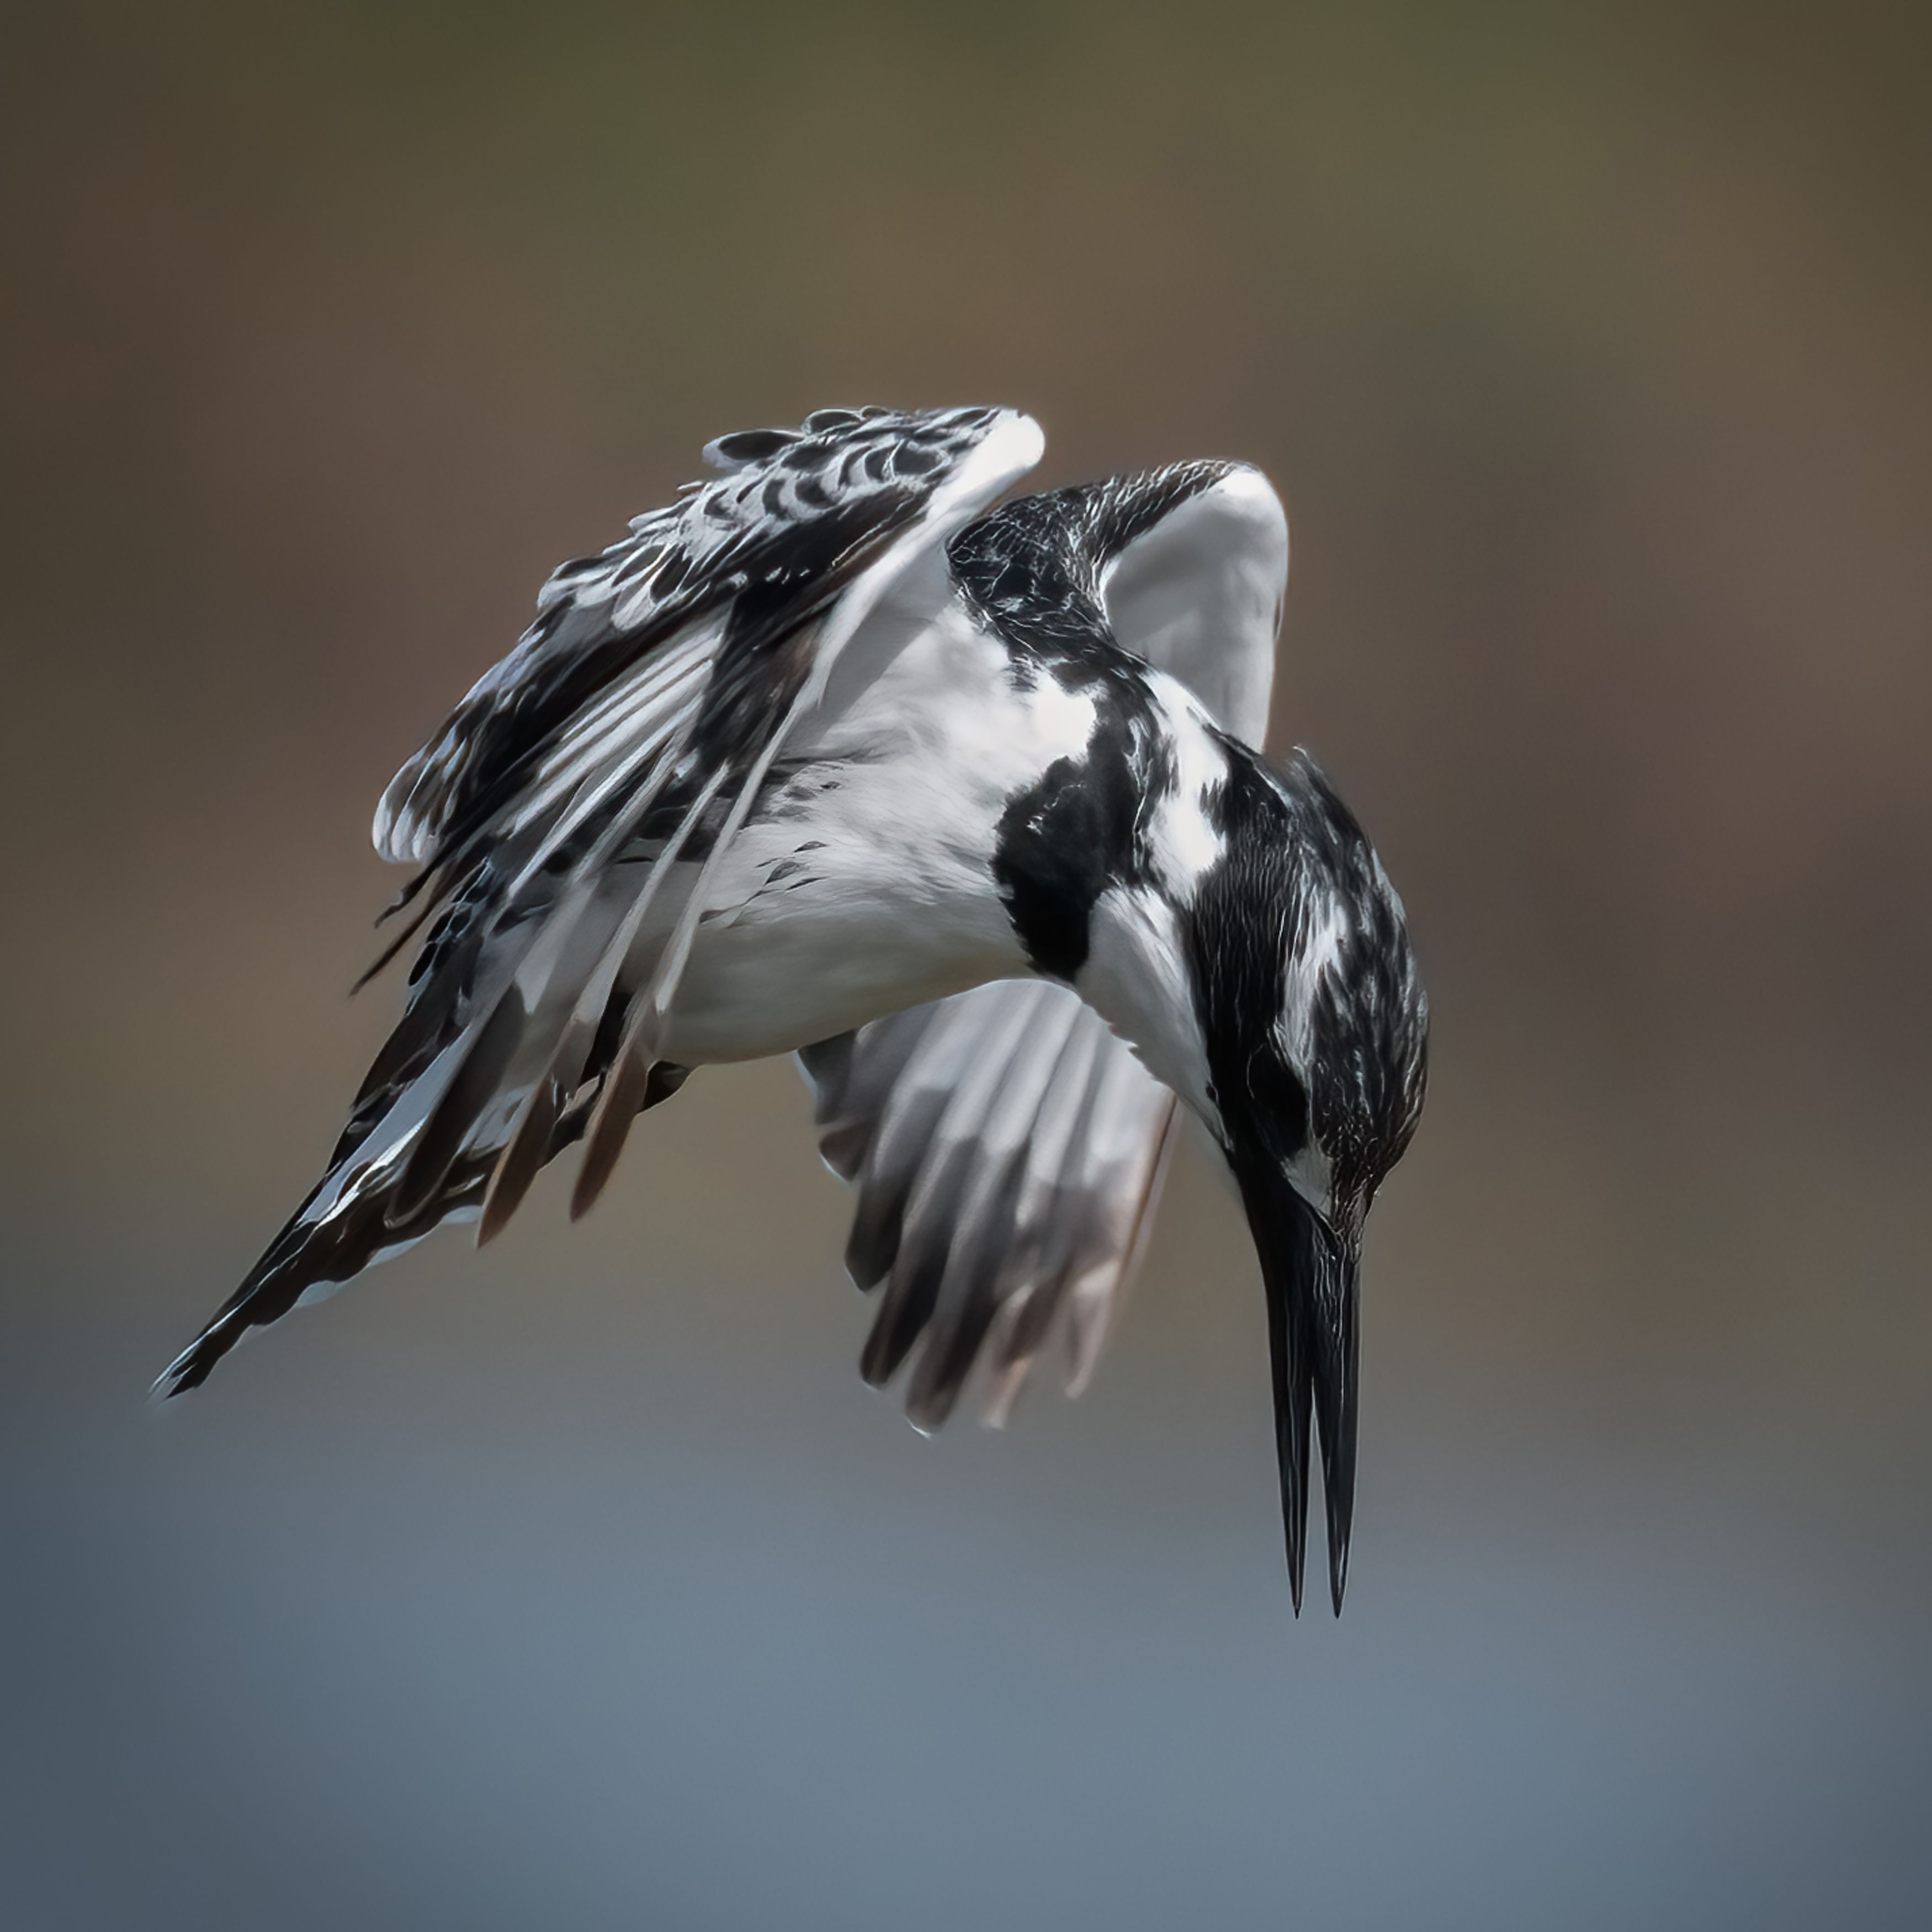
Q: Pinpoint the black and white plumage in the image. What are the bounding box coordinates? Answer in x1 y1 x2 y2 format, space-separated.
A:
159 406 1428 1614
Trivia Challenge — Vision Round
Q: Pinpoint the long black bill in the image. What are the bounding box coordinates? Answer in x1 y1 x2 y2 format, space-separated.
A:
1238 1164 1361 1616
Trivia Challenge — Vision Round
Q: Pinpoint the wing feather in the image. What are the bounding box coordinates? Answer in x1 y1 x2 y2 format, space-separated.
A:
803 981 1179 1429
158 406 1042 1395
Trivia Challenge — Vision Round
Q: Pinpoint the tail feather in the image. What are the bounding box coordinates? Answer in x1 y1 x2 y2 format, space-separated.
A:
153 1068 687 1399
153 1147 488 1398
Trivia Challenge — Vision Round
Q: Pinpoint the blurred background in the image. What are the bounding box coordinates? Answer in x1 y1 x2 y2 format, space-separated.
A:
3 2 1929 1925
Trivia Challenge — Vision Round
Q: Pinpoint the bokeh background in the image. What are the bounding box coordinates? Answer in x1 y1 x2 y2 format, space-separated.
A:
3 3 1929 1925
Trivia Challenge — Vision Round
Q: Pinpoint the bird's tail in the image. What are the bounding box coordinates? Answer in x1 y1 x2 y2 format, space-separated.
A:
156 837 709 1400
151 1063 695 1399
152 1130 501 1399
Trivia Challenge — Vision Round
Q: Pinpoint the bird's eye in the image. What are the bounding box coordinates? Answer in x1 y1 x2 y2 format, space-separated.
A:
1244 1044 1309 1160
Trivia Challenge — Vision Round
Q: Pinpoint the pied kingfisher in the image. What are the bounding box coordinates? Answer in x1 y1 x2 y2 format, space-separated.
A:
158 407 1429 1613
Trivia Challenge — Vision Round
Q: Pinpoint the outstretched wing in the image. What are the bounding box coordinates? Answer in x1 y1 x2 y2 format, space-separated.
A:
802 460 1289 1427
159 405 1043 1396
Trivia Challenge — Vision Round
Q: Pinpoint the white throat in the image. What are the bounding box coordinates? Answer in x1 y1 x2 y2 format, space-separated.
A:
1075 885 1220 1141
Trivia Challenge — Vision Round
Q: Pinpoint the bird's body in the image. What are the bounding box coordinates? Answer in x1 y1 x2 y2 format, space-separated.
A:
161 406 1427 1612
645 590 1093 1064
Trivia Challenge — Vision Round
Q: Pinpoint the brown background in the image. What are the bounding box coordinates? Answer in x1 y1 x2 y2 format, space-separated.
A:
3 3 1928 1926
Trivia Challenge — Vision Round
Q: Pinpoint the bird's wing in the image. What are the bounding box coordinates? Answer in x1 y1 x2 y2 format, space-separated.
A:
800 984 1178 1431
1094 459 1285 745
159 405 1042 1396
800 461 1288 1427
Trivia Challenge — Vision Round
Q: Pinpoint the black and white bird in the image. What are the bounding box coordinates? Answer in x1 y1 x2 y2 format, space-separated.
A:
158 407 1427 1613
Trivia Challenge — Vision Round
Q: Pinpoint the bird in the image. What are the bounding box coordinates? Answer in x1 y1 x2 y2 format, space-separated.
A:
156 405 1429 1614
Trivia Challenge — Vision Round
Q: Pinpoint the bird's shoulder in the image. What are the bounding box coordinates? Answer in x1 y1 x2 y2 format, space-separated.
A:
947 458 1286 744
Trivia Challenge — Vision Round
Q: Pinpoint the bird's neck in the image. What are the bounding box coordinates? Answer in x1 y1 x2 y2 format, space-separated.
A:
1074 882 1222 1131
1039 677 1241 1132
1069 725 1329 1151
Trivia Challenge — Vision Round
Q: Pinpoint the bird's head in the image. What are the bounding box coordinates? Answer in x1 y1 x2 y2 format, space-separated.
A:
1180 743 1428 1613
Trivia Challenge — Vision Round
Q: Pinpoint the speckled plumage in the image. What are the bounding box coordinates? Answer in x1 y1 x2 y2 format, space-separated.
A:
159 405 1426 1614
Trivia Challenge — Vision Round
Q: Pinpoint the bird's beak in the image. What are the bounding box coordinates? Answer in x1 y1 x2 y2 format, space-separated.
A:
1235 1160 1360 1616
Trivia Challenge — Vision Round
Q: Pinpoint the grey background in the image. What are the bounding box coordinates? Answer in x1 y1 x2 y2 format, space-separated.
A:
3 3 1928 1925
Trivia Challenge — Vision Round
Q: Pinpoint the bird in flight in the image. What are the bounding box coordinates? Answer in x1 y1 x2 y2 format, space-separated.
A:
158 407 1427 1613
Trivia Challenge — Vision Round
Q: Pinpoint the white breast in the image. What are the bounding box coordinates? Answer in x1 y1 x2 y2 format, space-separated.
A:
658 596 1096 1064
